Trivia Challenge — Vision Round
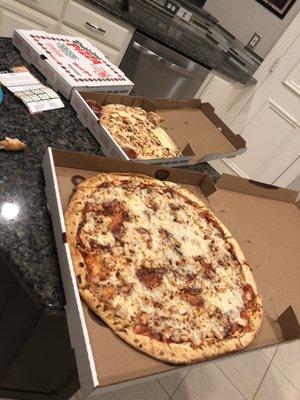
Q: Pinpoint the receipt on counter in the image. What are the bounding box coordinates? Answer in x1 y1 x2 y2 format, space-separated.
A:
0 67 64 114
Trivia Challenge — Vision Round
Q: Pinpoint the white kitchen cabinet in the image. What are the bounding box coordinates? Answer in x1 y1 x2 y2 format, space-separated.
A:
0 0 57 37
195 71 244 120
63 0 134 64
1 0 133 65
16 0 66 18
59 24 119 64
229 33 300 184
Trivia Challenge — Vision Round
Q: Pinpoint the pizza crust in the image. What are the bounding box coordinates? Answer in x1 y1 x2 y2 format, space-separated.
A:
73 249 89 288
76 173 111 189
99 104 182 160
241 264 258 295
79 287 247 365
65 212 89 289
65 187 93 213
65 172 263 365
76 172 166 190
79 289 262 364
238 301 263 348
227 237 247 264
165 183 207 208
120 330 245 364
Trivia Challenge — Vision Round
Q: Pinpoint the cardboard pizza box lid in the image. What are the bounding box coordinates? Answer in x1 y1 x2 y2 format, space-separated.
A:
154 99 246 164
12 29 133 99
208 174 300 347
43 149 300 396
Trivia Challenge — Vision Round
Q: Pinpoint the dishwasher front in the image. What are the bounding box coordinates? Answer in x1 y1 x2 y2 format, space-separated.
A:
120 32 210 100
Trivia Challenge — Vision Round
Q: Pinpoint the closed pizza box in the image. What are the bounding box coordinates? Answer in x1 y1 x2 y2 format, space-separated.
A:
70 91 246 166
12 29 133 100
43 148 300 398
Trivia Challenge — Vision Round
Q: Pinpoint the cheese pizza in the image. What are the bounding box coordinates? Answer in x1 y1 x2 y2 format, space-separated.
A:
92 103 182 160
65 173 263 364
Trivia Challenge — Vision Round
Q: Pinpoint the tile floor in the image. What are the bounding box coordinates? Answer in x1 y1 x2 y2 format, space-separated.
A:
67 340 300 400
2 341 299 400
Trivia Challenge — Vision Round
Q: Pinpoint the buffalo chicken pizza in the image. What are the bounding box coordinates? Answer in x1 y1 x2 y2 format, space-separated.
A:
65 173 263 364
86 100 182 160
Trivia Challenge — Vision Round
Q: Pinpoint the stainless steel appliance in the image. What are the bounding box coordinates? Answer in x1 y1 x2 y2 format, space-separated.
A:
120 32 210 99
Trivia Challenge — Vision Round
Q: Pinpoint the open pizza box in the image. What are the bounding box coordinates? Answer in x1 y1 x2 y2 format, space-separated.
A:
70 91 246 166
12 29 133 100
43 148 300 398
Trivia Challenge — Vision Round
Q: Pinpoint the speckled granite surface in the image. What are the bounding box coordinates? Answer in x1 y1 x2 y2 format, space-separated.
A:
87 0 257 84
0 39 219 311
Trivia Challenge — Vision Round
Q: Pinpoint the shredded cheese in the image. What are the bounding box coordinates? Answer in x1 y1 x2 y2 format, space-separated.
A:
78 178 249 345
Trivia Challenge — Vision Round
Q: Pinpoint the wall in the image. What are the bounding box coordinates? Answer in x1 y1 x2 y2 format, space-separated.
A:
203 0 300 57
288 174 300 191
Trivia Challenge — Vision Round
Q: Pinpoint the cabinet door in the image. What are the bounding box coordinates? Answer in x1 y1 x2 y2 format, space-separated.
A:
195 71 244 119
16 0 65 18
0 0 57 37
0 255 79 399
63 0 133 50
59 24 119 64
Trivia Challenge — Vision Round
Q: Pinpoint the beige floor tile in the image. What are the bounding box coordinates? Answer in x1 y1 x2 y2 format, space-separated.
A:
262 344 278 360
272 340 300 391
157 367 190 396
172 363 244 400
254 365 300 400
90 380 170 400
216 350 270 399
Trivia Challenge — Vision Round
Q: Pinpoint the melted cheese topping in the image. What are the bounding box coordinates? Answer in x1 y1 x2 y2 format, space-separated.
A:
77 177 249 347
100 105 182 160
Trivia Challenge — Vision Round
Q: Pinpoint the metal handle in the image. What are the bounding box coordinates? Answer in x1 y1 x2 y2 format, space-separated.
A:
85 21 106 34
132 41 199 80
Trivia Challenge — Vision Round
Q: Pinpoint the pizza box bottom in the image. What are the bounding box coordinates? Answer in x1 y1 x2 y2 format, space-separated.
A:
43 148 300 398
70 91 246 166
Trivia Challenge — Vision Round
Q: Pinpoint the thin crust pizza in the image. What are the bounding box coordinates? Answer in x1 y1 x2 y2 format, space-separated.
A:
65 173 263 364
97 104 182 160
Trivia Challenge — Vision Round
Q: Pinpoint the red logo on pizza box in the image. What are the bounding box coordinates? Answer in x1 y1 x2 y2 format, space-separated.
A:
68 41 102 66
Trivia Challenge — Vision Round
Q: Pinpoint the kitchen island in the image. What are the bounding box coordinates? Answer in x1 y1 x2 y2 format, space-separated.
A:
0 38 220 400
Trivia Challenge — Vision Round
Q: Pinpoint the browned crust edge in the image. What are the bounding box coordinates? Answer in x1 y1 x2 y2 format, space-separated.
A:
65 172 263 364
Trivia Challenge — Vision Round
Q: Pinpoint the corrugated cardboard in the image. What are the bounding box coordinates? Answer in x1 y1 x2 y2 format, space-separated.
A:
155 99 245 163
70 91 194 166
43 149 300 396
70 91 246 166
209 174 300 347
12 29 133 99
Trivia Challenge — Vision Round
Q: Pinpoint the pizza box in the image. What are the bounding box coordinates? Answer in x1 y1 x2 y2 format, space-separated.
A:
12 29 133 100
43 148 300 398
70 91 246 166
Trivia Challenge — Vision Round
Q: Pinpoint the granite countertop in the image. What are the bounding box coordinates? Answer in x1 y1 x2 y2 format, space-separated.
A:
0 38 220 312
87 0 258 84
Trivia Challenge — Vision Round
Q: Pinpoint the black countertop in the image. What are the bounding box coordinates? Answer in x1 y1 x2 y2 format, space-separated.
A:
0 39 220 312
87 0 258 84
